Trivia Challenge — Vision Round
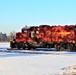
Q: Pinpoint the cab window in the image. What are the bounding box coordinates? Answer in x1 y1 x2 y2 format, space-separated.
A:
24 30 28 33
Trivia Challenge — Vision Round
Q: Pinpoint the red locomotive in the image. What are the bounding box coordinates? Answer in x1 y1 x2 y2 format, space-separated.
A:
10 25 76 51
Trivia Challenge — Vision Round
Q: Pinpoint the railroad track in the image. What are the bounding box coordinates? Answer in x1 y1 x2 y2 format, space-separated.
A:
0 48 73 55
0 49 54 54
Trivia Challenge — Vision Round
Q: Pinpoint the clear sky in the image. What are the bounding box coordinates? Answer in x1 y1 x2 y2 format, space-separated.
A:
0 0 76 34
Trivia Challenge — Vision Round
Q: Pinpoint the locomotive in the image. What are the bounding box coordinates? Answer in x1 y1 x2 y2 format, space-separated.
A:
10 25 76 51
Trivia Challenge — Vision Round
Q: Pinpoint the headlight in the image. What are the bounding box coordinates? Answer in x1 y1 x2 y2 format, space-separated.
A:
36 31 39 34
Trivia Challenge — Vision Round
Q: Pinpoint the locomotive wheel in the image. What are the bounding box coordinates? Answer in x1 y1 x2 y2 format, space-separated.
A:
67 44 73 52
22 43 26 50
27 44 31 50
17 43 22 49
46 45 50 48
69 47 75 52
54 44 58 50
16 42 26 50
23 47 26 50
59 46 64 51
28 47 31 50
55 45 60 51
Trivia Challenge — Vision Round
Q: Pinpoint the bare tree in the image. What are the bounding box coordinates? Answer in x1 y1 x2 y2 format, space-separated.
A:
0 32 2 41
7 31 16 41
0 32 7 42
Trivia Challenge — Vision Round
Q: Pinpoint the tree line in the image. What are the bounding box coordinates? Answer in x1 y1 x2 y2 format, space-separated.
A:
0 31 16 42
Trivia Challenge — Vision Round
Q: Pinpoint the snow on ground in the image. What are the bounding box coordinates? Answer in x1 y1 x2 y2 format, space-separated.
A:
0 42 10 50
0 44 76 75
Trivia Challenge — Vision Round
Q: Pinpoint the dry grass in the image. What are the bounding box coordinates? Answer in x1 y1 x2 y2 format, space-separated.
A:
58 65 76 75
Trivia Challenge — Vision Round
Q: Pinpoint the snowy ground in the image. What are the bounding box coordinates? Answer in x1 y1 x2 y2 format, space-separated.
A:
0 43 76 75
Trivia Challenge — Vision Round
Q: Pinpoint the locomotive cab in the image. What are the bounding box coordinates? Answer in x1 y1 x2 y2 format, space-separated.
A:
21 26 30 33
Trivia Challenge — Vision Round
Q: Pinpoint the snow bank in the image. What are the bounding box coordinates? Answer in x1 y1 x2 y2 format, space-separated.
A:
0 52 76 75
0 42 10 50
0 42 9 45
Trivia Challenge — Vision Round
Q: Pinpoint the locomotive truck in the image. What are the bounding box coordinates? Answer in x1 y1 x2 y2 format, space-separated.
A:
10 25 76 51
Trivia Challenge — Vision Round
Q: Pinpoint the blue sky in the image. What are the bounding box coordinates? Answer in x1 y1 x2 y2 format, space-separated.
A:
0 0 76 34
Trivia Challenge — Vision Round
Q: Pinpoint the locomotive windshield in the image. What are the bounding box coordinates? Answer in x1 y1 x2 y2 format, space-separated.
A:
24 30 28 33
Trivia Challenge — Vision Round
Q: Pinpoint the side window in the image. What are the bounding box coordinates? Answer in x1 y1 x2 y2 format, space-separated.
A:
31 31 35 38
